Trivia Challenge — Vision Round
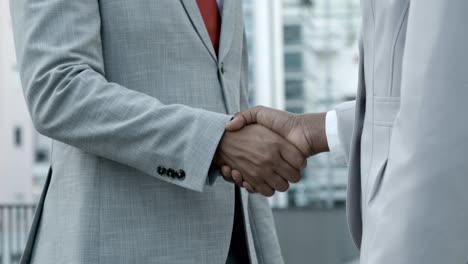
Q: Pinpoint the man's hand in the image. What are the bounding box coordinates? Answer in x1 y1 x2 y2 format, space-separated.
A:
214 124 306 197
222 106 329 193
227 106 329 156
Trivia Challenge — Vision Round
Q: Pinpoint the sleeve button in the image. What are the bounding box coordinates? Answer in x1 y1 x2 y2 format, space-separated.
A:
176 170 186 181
157 166 167 175
167 169 176 178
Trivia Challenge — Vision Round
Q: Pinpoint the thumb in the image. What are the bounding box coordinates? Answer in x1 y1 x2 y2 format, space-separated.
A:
225 115 246 131
225 107 260 131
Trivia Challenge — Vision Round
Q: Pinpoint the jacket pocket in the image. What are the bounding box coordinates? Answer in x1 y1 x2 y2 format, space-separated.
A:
367 159 388 205
364 96 400 205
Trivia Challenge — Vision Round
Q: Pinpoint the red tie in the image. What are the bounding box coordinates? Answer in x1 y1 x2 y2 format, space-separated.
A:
196 0 221 55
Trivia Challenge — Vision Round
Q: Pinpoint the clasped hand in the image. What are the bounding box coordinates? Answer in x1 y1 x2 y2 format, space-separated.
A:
214 106 328 196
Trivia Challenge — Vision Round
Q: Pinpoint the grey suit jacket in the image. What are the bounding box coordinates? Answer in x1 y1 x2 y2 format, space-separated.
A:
335 0 468 263
10 0 283 263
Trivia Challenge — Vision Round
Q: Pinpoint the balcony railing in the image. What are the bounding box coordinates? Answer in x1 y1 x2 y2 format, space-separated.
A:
0 205 36 264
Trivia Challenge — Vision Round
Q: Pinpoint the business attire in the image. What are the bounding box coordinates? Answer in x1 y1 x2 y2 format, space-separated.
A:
10 0 283 263
326 0 468 263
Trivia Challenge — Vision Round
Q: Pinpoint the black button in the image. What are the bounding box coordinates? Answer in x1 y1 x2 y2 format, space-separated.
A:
176 170 186 181
167 169 176 178
157 166 167 176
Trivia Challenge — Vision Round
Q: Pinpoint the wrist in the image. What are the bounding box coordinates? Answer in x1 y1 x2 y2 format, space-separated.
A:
213 132 227 168
301 112 329 156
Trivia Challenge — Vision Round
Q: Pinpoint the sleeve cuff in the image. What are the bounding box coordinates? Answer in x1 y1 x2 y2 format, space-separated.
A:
206 164 222 186
176 109 232 192
326 110 347 166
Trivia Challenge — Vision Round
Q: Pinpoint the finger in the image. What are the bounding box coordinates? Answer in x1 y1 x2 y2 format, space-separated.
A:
275 140 303 183
225 106 262 131
256 183 276 197
221 166 233 179
272 174 290 192
279 139 307 171
264 173 290 193
275 159 302 184
225 115 247 131
221 166 235 184
243 182 256 193
231 169 244 186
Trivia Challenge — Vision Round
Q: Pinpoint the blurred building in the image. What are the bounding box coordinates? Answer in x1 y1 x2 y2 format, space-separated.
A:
283 0 360 208
0 0 33 204
243 0 290 207
243 0 361 208
0 1 50 203
243 1 362 262
243 0 285 109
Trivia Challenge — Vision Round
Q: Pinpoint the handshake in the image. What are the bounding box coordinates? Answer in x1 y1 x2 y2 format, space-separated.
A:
214 106 329 197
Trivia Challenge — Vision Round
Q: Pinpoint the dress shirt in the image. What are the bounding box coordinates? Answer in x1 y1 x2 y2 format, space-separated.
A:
326 110 347 165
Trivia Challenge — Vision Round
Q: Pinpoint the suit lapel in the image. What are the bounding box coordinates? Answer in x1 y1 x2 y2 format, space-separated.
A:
180 0 237 63
218 0 236 62
180 0 217 62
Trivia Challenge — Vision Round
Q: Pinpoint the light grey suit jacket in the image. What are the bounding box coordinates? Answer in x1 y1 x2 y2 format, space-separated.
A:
335 0 468 263
10 0 283 263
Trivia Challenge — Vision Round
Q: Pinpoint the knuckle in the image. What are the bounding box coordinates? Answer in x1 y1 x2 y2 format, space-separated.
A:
251 169 261 178
251 158 263 167
254 105 264 111
263 152 274 162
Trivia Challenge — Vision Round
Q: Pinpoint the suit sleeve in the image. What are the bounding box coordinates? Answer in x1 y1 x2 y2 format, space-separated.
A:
9 0 231 192
376 1 468 262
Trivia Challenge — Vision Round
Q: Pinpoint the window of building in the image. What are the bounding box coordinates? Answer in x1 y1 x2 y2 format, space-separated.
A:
285 79 304 100
286 106 304 114
284 52 303 73
284 24 302 45
35 149 48 163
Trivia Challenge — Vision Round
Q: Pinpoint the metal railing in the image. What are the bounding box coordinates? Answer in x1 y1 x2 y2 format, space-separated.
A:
0 205 36 264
